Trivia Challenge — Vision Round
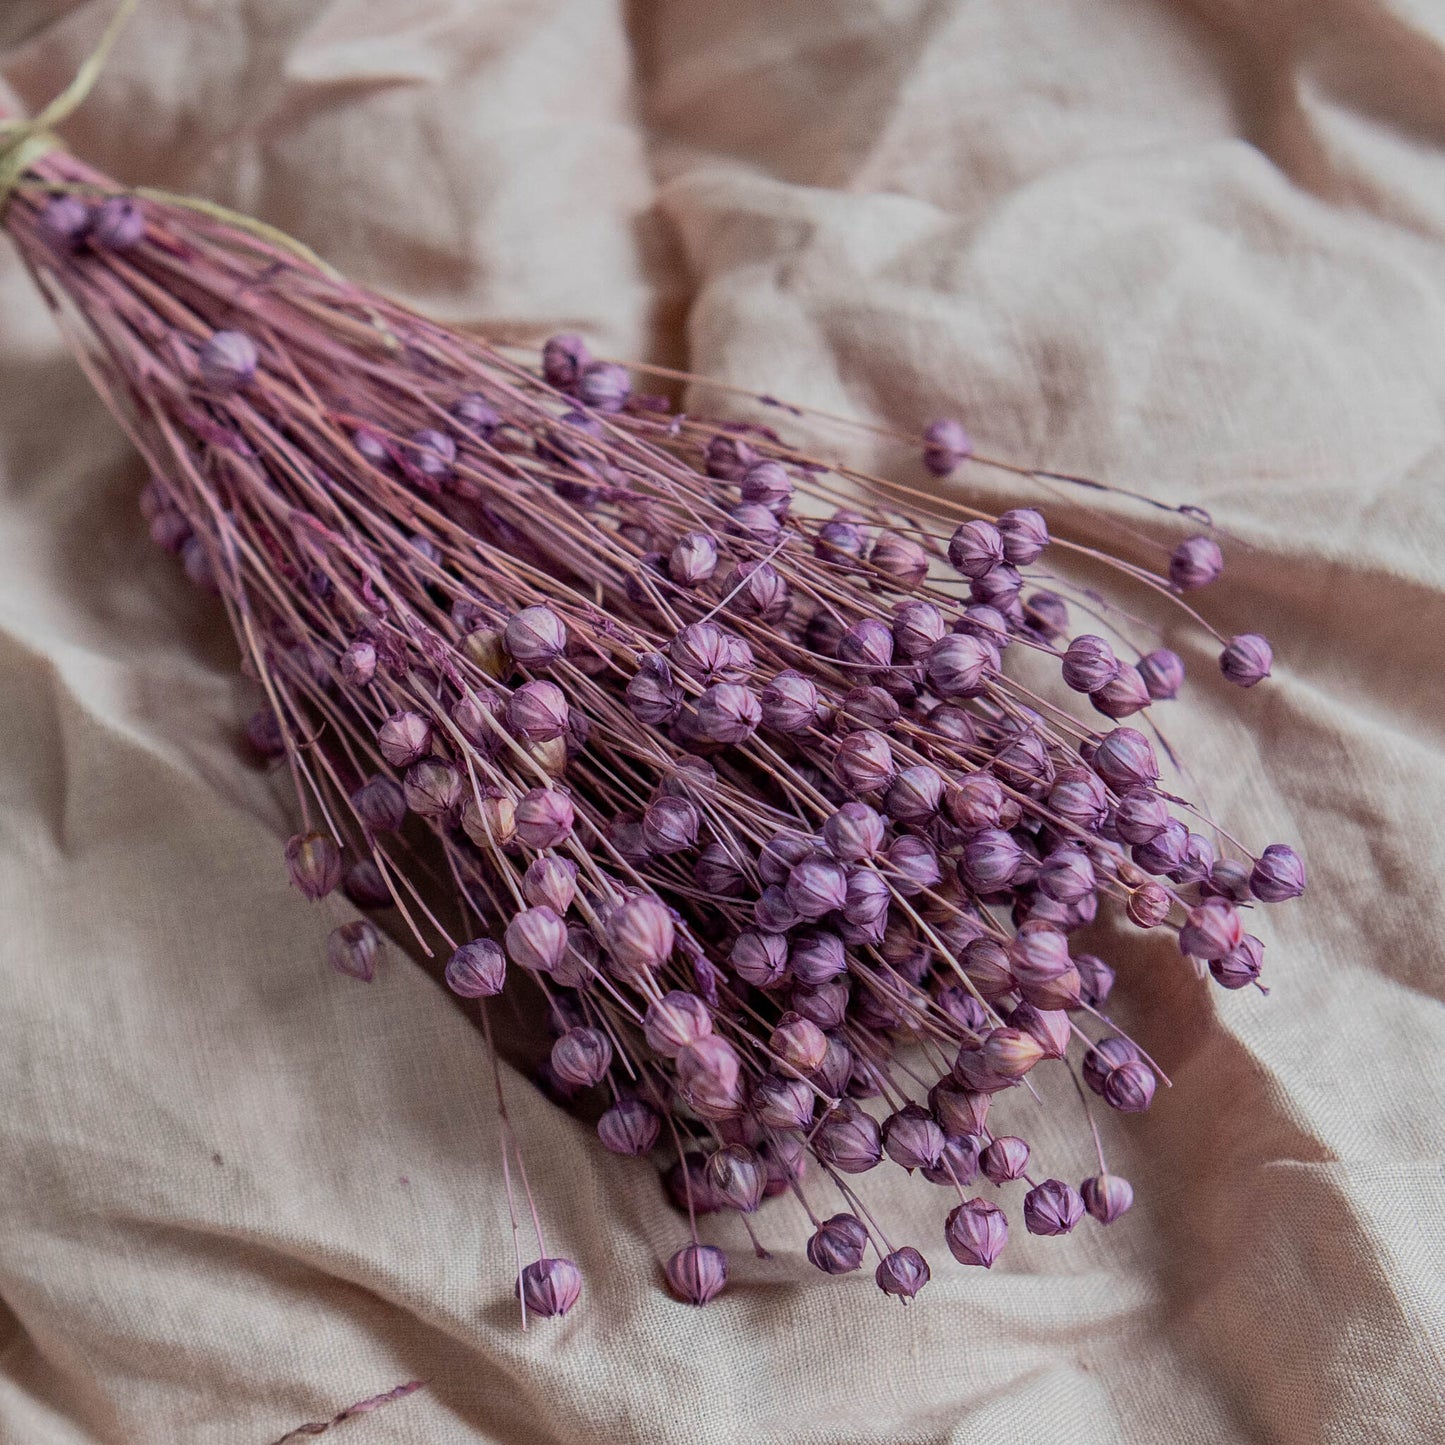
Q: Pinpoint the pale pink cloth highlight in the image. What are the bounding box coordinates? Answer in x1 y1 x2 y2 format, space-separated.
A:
1 1 1443 1441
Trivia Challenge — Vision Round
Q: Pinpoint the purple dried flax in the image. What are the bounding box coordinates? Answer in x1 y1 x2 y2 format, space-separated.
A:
0 138 1307 1317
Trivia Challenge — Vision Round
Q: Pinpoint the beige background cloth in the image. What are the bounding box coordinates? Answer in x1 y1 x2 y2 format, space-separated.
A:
3 1 1444 1441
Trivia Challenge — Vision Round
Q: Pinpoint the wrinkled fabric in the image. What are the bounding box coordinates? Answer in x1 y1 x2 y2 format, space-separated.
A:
2 1 1444 1441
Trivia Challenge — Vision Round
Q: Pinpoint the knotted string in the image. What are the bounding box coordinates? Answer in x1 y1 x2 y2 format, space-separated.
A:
0 0 139 213
0 0 341 281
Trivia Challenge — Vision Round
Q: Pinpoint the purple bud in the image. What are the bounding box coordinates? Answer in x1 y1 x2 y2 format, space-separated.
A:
726 559 791 623
403 759 462 820
1102 1058 1156 1113
520 859 576 916
41 194 92 245
351 775 407 833
342 860 391 910
706 1144 766 1213
730 929 789 987
338 638 376 688
754 885 801 934
665 1243 728 1305
504 906 568 974
758 669 820 734
644 991 713 1058
770 1012 829 1074
148 508 190 554
669 531 719 586
705 433 756 480
885 765 945 824
835 730 896 794
1048 768 1110 831
960 828 1022 893
815 1099 883 1173
506 680 569 742
1170 535 1223 590
885 835 941 895
1127 881 1174 928
837 617 895 672
979 1026 1046 1081
923 418 972 476
929 1081 991 1138
1092 727 1160 790
677 1034 744 1120
882 1104 946 1171
1220 633 1273 688
728 501 782 544
1039 846 1096 903
408 428 455 484
842 684 900 730
606 893 675 973
946 1198 1008 1267
1010 927 1081 1010
1179 900 1244 960
1138 648 1185 701
1083 1037 1140 1095
598 1097 661 1155
626 655 683 727
869 532 929 587
1251 843 1306 902
1062 635 1120 694
997 507 1049 565
808 1213 870 1273
925 634 998 699
198 330 257 392
1009 1000 1071 1058
327 920 380 981
739 459 794 513
1114 787 1170 845
1082 1173 1134 1224
948 520 1005 579
981 1135 1031 1183
504 606 567 667
969 563 1022 610
843 868 891 928
946 772 1007 833
1206 857 1253 902
518 1257 582 1318
1023 1179 1085 1236
822 803 885 862
753 1073 815 1131
1211 932 1264 989
922 1133 981 1187
810 1033 854 1097
816 515 866 565
642 796 700 855
446 939 506 997
378 711 432 769
793 978 850 1030
450 391 500 436
551 1026 613 1087
351 427 391 470
875 1246 930 1299
960 937 1015 1001
542 332 590 389
513 789 575 850
1091 663 1151 719
576 360 630 412
93 195 146 250
1075 952 1116 1007
1133 819 1190 876
694 682 761 744
284 831 341 900
789 929 848 987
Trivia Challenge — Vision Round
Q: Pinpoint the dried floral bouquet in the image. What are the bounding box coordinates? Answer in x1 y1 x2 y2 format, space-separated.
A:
1 56 1304 1323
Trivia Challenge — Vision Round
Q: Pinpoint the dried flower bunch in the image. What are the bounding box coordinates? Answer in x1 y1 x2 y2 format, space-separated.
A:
2 143 1305 1319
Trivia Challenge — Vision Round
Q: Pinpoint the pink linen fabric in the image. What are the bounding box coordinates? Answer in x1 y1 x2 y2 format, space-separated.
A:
1 1 1443 1440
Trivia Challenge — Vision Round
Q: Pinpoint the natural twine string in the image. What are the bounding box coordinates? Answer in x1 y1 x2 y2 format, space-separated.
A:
0 0 337 278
